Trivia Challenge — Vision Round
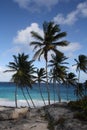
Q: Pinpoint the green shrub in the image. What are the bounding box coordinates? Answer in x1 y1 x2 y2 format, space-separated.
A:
74 112 87 121
54 117 65 130
68 97 87 121
47 120 54 130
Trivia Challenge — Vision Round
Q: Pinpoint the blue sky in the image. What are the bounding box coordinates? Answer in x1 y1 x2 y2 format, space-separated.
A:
0 0 87 82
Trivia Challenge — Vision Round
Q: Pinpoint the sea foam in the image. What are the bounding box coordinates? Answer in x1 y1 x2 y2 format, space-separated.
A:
0 98 67 107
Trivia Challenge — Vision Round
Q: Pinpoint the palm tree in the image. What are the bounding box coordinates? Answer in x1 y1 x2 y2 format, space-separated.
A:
73 54 87 82
65 72 77 101
74 83 84 100
4 53 35 108
73 54 87 100
49 54 68 102
34 68 46 106
49 68 57 103
30 21 69 105
84 80 87 97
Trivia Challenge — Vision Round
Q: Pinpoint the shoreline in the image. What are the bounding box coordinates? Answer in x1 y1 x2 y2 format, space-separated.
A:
0 98 68 108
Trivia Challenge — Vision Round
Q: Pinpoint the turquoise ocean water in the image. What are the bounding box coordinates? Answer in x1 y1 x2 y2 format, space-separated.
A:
0 82 76 107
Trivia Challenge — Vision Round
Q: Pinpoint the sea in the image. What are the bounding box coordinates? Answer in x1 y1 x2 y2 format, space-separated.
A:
0 82 76 107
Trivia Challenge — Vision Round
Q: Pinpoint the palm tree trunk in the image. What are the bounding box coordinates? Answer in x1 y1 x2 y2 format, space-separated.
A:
46 60 50 105
57 83 61 103
78 70 80 83
26 87 36 108
21 87 30 108
78 70 80 100
15 85 18 108
53 80 56 104
66 84 69 101
39 82 46 106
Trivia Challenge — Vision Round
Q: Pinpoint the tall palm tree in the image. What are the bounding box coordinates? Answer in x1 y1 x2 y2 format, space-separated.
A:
73 54 87 100
73 54 87 82
74 83 84 100
65 72 77 101
49 68 57 103
49 54 68 102
84 80 87 97
34 68 46 106
5 53 35 108
30 21 69 105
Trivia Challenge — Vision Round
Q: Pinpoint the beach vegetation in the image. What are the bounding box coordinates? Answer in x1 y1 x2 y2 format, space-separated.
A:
65 72 77 101
34 68 46 106
56 116 66 130
68 96 87 121
4 53 35 108
2 20 87 110
73 54 87 100
49 53 68 102
84 80 87 96
30 21 69 105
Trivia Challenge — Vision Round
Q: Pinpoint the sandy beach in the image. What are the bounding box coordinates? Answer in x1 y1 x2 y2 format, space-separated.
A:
0 102 87 130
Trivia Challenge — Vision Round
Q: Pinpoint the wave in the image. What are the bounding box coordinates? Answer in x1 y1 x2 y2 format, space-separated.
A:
0 98 67 108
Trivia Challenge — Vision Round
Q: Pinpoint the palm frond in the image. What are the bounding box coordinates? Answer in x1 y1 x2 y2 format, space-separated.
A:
33 48 43 60
53 32 67 41
30 41 43 51
31 31 43 41
54 41 69 46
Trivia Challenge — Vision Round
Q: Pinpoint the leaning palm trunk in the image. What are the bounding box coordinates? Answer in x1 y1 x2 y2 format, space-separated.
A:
78 70 80 83
77 70 80 100
39 82 46 106
15 85 18 108
21 87 30 108
52 80 56 104
56 82 61 103
26 87 36 108
46 60 50 105
66 84 69 101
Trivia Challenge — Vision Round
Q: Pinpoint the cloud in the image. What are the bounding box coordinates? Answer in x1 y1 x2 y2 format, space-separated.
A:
69 65 87 83
57 42 82 59
53 11 78 25
0 66 13 82
53 1 87 25
77 1 87 17
13 22 82 60
58 42 81 52
13 23 43 44
13 0 59 12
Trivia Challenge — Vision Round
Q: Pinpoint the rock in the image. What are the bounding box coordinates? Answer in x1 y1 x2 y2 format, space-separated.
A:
0 107 28 120
11 107 29 119
44 103 87 130
46 106 71 122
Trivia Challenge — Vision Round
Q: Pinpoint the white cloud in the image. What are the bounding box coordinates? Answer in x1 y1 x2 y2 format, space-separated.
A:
57 42 82 59
58 42 81 52
69 65 87 83
13 23 43 44
53 11 78 25
53 1 87 25
70 65 76 72
13 0 59 11
13 22 82 60
77 1 87 17
13 0 29 9
0 66 13 82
